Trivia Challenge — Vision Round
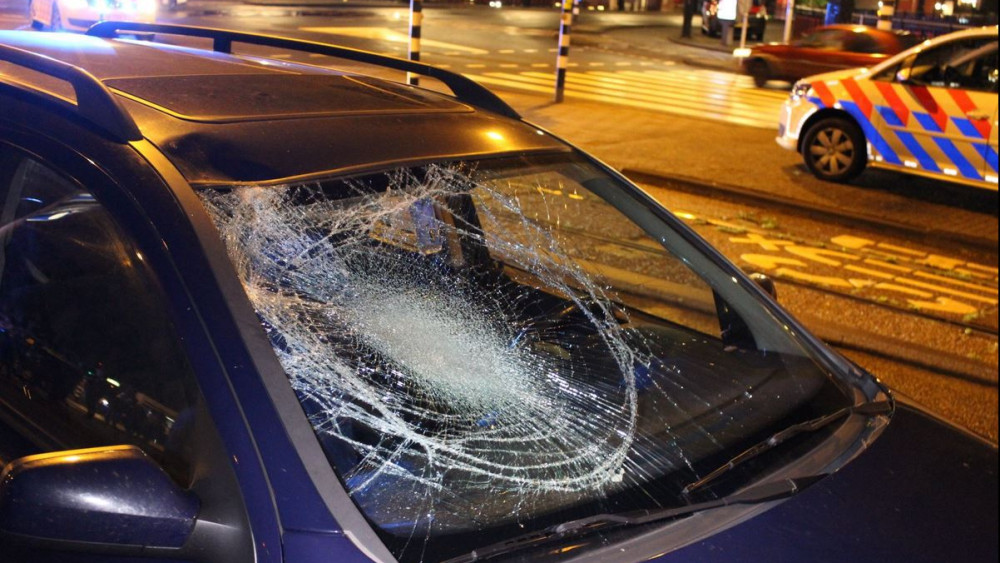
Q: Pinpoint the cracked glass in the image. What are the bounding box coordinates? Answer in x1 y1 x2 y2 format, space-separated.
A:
197 153 851 562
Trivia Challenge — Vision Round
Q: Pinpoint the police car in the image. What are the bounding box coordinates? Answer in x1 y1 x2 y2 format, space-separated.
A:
776 26 998 189
28 0 157 32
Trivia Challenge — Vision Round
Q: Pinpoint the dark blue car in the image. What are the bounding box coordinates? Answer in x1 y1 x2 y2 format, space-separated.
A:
0 22 996 563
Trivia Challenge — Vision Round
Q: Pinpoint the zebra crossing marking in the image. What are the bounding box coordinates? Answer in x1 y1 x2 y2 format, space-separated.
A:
463 68 786 129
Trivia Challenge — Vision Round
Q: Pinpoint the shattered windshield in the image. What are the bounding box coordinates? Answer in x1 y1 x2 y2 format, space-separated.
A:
198 154 851 562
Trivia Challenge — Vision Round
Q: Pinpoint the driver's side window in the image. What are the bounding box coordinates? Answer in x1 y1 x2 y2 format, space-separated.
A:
0 147 201 485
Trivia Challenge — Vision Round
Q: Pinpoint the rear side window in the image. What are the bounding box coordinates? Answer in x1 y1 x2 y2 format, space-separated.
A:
0 149 199 485
798 29 848 49
899 38 999 92
843 33 880 54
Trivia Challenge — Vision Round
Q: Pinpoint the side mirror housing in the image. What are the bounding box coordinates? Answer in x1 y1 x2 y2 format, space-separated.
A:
0 445 199 550
750 272 777 300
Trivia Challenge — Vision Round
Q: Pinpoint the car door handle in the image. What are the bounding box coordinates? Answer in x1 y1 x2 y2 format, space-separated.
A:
965 110 991 121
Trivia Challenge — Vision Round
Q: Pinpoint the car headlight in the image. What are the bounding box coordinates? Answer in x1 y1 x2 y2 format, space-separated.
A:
790 81 812 101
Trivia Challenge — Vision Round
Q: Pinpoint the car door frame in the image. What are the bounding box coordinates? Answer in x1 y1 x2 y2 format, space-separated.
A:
0 100 283 562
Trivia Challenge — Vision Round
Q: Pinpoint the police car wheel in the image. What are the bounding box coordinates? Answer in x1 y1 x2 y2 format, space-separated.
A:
802 117 866 183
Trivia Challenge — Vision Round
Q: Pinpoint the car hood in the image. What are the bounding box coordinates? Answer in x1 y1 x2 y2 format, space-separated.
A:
658 401 998 562
797 66 871 85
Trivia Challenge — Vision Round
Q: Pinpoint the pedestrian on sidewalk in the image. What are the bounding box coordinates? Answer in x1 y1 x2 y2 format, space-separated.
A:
717 0 736 46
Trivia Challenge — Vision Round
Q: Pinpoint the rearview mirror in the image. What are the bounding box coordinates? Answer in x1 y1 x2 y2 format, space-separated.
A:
0 445 199 552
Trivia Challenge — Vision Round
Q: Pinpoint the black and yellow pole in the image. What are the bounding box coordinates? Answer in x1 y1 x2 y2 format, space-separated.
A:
877 0 894 30
408 0 422 86
554 0 575 103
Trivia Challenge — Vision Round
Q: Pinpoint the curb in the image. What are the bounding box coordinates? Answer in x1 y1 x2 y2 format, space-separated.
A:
623 168 999 253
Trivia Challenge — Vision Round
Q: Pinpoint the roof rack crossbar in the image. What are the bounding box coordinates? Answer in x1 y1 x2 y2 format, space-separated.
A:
0 43 143 142
86 21 522 120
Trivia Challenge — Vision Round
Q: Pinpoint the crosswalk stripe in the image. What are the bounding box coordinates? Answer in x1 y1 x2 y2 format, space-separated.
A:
589 71 788 111
515 71 776 119
464 69 782 129
563 71 784 109
614 70 787 102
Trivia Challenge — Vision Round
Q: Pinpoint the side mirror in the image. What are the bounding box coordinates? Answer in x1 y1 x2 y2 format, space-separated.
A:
749 272 777 300
0 445 199 552
715 272 778 351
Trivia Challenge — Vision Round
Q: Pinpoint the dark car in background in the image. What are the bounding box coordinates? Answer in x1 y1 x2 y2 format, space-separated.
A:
742 24 922 87
702 0 768 41
0 21 997 563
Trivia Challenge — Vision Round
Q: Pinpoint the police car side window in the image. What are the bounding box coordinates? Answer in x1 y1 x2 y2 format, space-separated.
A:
0 148 200 485
872 60 905 82
903 39 999 92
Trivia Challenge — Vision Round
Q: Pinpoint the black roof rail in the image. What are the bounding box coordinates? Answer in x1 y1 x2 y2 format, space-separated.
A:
87 21 522 120
0 43 142 143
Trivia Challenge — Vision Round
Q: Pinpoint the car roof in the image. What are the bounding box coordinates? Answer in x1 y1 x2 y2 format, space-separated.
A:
0 28 568 186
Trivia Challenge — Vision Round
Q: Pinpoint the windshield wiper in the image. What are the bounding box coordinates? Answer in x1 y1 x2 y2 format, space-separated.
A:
444 475 825 563
447 400 891 563
681 400 893 496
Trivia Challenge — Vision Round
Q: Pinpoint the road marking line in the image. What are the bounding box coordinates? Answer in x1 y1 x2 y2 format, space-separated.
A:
830 235 873 249
740 254 808 269
531 63 550 68
465 63 486 68
912 270 998 294
864 258 912 273
906 297 980 315
300 26 489 54
894 278 998 304
965 263 999 275
784 246 858 267
773 268 855 288
919 255 963 270
498 49 516 54
520 71 779 121
729 233 793 251
955 268 998 282
874 283 934 298
844 265 895 280
876 242 926 256
466 72 777 128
